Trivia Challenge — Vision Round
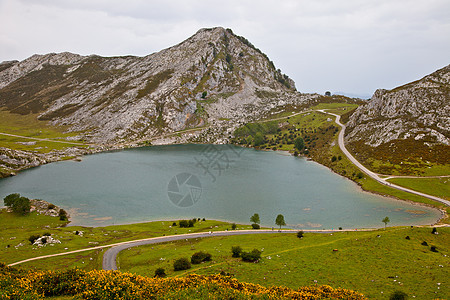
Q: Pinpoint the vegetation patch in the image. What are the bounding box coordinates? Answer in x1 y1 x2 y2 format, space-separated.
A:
137 69 174 99
0 266 366 299
347 139 450 176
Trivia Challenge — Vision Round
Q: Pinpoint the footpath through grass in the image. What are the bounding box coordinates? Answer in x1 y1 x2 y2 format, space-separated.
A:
118 227 450 299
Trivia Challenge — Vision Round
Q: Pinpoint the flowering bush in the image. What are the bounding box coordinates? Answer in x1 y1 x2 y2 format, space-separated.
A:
0 264 367 299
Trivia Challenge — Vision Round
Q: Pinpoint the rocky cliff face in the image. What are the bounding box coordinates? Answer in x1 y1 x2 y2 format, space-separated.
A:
0 27 308 144
345 65 450 147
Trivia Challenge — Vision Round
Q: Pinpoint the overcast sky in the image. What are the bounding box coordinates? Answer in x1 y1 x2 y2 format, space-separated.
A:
1 0 449 97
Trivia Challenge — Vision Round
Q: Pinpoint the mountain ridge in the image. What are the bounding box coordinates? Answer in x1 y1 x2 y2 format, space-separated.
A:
0 27 307 144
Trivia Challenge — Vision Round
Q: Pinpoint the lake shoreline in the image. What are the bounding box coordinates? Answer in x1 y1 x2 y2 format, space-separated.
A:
1 143 446 228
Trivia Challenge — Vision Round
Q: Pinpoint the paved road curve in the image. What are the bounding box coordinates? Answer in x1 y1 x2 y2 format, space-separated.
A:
319 110 450 207
102 230 303 270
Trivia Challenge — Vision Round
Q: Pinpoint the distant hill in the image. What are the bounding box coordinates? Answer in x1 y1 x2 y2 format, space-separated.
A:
0 27 309 144
344 65 450 174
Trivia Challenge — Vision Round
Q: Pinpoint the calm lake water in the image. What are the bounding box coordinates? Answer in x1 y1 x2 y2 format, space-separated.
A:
0 144 441 228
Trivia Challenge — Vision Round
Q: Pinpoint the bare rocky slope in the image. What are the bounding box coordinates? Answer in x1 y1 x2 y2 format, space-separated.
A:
0 27 313 145
344 65 450 174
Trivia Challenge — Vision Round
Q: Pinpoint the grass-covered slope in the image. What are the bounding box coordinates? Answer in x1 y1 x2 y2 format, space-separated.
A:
118 227 449 299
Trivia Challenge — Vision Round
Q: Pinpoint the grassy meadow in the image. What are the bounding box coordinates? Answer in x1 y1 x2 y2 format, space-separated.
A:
0 209 246 268
117 226 449 299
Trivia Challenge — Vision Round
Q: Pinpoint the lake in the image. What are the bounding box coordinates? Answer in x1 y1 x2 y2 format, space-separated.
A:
0 144 441 228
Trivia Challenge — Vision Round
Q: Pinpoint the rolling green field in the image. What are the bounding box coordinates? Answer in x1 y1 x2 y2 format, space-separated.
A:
117 227 450 299
0 209 246 267
387 177 450 201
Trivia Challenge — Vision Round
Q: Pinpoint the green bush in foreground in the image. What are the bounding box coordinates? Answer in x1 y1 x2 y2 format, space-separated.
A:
191 251 212 264
154 268 166 278
231 246 242 258
173 257 191 271
241 249 262 262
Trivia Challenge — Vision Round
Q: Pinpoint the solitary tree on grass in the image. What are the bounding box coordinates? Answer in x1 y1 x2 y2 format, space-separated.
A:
275 214 286 231
250 213 260 224
382 216 390 229
250 213 261 229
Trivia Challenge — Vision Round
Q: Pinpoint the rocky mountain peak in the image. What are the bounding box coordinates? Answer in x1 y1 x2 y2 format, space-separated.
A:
0 27 303 144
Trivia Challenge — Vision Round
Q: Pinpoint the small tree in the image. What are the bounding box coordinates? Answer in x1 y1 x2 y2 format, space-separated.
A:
231 223 237 230
59 209 68 221
4 193 31 215
231 246 242 258
325 91 331 96
253 132 264 146
173 257 191 271
382 216 390 229
201 91 207 99
250 213 260 225
294 137 305 152
297 231 304 238
154 268 166 278
275 214 286 230
431 227 438 234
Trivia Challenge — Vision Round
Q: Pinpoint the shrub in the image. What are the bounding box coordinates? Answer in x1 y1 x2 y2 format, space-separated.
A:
59 209 67 221
297 231 304 238
172 222 177 226
231 223 237 230
331 156 337 162
202 218 206 221
179 220 189 228
251 223 260 229
47 204 56 210
431 227 437 234
389 290 408 300
188 219 195 227
29 234 40 244
154 268 166 278
173 257 191 271
231 246 242 258
41 237 47 244
421 241 428 246
430 246 438 252
339 227 342 230
191 251 212 264
241 249 262 262
201 91 207 99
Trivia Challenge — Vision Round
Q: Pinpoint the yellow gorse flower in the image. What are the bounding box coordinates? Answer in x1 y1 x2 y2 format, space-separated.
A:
0 266 367 299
